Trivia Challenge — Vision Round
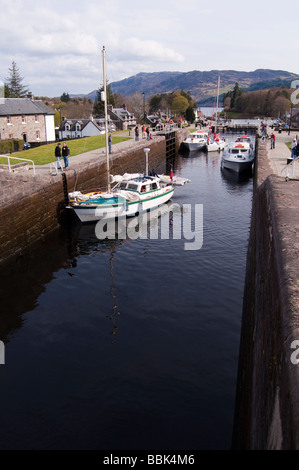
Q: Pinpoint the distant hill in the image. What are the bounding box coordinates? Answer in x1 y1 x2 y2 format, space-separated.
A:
72 69 299 106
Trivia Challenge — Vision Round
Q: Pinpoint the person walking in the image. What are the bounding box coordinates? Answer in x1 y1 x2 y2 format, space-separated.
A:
146 127 150 140
62 142 70 169
135 126 139 141
55 142 62 170
108 134 112 154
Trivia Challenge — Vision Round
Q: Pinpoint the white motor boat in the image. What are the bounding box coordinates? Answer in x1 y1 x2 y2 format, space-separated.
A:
182 131 208 151
221 136 255 173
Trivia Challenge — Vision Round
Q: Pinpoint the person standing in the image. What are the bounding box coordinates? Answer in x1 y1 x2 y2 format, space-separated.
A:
270 132 275 149
135 126 139 141
108 134 112 154
62 142 70 169
146 127 150 140
55 142 62 170
291 138 297 159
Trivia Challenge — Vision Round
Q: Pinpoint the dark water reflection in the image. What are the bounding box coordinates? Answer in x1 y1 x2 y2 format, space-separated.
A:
0 137 253 450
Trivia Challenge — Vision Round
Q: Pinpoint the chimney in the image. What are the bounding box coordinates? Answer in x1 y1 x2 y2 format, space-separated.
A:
27 92 34 100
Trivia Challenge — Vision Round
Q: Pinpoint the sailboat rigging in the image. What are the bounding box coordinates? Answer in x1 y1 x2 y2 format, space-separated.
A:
102 46 111 193
206 76 227 152
67 46 177 224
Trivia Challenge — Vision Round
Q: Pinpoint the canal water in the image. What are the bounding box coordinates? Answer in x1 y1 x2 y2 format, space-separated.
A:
0 134 254 450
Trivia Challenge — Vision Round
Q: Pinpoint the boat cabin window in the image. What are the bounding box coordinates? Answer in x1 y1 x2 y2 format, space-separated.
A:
141 185 146 192
119 182 127 189
150 183 158 190
128 183 138 190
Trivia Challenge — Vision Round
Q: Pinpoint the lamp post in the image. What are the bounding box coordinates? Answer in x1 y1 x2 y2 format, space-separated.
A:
144 147 150 175
289 103 293 136
142 92 145 120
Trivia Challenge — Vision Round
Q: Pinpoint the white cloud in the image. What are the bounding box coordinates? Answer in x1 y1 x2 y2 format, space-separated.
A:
121 38 184 63
0 0 299 96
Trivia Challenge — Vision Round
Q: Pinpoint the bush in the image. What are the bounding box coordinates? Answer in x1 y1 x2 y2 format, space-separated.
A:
0 139 24 154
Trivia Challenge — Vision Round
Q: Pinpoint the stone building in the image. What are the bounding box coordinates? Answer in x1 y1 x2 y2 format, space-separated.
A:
0 97 55 145
107 105 136 130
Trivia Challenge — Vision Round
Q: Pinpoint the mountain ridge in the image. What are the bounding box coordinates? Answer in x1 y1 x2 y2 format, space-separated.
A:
72 69 299 105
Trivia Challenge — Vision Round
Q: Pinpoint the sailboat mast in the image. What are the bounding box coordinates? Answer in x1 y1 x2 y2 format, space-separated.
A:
215 76 220 134
102 46 111 192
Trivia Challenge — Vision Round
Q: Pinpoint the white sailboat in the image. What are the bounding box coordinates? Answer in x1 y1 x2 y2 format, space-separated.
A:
67 47 175 223
206 76 227 152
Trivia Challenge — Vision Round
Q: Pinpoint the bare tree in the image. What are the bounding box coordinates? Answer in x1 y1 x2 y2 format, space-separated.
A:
127 92 145 122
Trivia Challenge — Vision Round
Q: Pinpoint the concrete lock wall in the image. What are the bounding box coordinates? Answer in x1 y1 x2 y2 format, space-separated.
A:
233 140 299 449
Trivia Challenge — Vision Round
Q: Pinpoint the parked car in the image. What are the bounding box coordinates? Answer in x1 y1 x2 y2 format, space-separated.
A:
24 142 31 150
152 123 164 131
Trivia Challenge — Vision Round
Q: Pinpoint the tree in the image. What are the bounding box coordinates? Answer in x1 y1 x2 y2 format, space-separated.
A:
5 61 29 97
171 95 189 116
185 106 195 123
60 92 70 102
93 84 115 116
230 82 243 109
126 92 145 122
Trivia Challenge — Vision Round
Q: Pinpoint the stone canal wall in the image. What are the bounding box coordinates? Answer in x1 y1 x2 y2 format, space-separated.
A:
0 135 173 265
232 140 299 449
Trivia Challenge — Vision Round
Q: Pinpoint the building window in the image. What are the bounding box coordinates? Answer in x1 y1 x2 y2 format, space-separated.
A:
7 116 11 124
9 133 13 139
35 115 38 123
22 115 25 123
65 124 70 131
36 130 40 140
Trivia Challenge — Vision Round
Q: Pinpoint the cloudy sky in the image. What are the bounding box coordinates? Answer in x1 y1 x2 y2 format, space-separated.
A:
0 0 298 97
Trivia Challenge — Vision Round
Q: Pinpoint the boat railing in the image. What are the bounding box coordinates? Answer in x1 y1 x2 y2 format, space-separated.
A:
0 154 36 175
281 156 299 180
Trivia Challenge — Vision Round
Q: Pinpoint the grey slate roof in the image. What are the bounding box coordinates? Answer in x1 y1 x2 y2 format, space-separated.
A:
0 98 55 116
59 118 104 132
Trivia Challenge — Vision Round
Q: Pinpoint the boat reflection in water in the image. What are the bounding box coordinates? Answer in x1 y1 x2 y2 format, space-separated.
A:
220 165 254 187
74 201 180 342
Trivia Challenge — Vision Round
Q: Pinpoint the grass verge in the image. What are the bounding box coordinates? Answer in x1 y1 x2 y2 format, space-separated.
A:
0 134 131 165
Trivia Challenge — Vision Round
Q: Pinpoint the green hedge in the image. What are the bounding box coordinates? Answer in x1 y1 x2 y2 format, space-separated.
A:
0 139 24 154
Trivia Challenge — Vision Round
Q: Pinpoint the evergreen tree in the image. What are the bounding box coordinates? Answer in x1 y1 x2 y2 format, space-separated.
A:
231 82 243 109
185 106 195 123
60 92 70 102
93 84 115 116
5 61 29 97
